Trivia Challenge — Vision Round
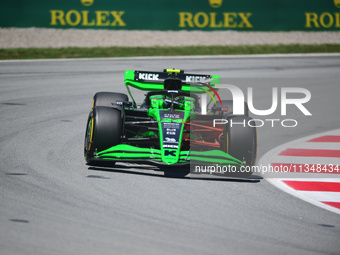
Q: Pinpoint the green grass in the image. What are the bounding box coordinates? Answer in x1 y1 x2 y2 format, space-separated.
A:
1 44 340 60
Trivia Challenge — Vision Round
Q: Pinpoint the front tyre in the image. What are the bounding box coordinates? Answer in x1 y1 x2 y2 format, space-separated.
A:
84 106 122 166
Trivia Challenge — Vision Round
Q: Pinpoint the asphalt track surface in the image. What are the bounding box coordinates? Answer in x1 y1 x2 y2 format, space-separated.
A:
1 54 340 255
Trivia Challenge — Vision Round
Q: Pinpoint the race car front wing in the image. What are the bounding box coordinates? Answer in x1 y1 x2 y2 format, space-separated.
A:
93 144 243 166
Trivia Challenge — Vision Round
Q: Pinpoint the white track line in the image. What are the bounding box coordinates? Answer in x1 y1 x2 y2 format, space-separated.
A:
298 191 340 202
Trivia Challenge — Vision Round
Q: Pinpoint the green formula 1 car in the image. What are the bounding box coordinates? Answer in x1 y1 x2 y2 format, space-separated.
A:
84 69 257 176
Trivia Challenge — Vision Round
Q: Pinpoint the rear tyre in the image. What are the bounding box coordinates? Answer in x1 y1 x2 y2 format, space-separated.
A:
93 92 128 108
84 106 122 166
222 115 257 177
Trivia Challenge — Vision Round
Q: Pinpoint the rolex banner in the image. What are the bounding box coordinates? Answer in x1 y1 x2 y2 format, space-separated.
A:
1 0 340 31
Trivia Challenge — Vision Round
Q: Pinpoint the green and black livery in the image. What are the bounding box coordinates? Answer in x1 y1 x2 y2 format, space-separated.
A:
84 69 257 175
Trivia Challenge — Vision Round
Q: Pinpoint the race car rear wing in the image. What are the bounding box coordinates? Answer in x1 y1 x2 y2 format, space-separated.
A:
124 69 220 93
123 69 221 107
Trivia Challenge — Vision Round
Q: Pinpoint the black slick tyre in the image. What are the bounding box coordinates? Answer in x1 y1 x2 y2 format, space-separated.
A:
84 106 122 166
